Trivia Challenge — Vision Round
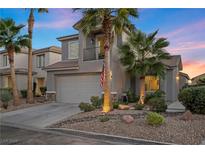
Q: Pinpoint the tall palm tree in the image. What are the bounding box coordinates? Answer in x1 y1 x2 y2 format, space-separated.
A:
74 9 138 112
119 30 170 104
26 8 48 104
0 18 30 105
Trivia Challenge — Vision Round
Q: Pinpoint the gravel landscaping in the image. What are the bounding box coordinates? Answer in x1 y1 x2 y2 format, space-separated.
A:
0 97 50 113
50 109 205 144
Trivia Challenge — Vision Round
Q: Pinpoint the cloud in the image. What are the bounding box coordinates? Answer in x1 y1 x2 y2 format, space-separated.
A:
168 41 205 53
162 20 205 39
34 8 81 29
183 60 205 78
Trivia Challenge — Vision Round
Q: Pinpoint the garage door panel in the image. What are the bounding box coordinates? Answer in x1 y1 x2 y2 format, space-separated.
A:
56 74 101 103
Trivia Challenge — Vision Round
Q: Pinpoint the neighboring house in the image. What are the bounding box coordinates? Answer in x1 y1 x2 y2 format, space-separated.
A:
0 46 61 95
179 72 190 89
0 48 32 91
45 19 188 104
33 46 61 95
191 73 205 85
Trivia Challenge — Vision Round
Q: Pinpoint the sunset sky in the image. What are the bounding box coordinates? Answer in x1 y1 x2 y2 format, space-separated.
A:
0 8 205 78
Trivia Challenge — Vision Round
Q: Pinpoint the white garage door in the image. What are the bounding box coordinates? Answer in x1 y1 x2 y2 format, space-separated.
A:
56 74 102 104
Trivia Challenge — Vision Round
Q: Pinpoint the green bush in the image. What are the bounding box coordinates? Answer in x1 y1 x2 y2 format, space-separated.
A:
148 97 167 112
20 89 27 98
146 112 165 126
145 90 165 104
126 89 139 102
78 102 95 112
0 88 12 96
178 86 205 114
113 102 119 109
0 90 12 109
99 115 110 122
90 96 102 108
135 104 145 110
40 87 47 95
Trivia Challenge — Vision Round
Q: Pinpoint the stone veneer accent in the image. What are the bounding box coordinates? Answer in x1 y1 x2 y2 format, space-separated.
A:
46 91 56 103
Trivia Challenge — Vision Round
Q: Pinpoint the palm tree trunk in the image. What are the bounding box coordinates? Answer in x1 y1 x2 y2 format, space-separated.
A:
139 76 145 104
27 9 34 104
8 49 20 106
102 16 112 112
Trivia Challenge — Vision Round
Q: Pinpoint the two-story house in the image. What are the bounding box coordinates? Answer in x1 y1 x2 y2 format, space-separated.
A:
0 48 31 91
0 46 61 96
45 19 188 104
32 46 62 95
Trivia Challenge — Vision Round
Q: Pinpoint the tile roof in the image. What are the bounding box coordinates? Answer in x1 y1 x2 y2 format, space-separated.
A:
45 60 79 70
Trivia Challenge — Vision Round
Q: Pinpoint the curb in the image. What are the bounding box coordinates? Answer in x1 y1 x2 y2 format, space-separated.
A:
46 128 173 145
1 121 172 145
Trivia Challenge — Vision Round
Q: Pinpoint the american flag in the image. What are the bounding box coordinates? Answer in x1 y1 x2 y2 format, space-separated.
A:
100 62 105 88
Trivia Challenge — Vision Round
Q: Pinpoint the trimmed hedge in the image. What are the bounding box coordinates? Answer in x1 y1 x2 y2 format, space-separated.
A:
178 86 205 114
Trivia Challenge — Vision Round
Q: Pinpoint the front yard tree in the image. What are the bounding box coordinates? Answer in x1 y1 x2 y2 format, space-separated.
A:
75 9 138 112
0 18 30 105
26 8 48 104
119 30 170 104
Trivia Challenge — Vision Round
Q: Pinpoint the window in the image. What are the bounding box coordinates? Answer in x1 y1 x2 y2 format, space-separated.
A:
145 76 160 91
68 41 79 59
3 55 8 66
36 54 45 68
96 35 105 59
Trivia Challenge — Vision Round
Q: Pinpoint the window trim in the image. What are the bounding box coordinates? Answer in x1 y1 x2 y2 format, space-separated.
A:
68 40 79 60
36 54 45 68
3 54 8 67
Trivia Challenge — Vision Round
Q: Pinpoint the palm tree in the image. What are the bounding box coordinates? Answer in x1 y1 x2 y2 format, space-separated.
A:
26 8 48 104
119 30 170 104
74 9 138 112
0 18 30 105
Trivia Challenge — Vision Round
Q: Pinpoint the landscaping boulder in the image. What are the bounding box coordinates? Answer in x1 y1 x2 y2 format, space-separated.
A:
180 110 193 121
121 115 134 124
118 104 130 110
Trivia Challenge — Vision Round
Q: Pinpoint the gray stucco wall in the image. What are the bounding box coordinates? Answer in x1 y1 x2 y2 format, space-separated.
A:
179 75 188 89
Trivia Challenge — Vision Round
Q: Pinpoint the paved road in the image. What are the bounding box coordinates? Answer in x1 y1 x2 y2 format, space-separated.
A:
0 125 124 145
0 103 80 128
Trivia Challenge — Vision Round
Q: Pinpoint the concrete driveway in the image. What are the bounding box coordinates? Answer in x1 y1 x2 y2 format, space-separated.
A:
0 103 80 128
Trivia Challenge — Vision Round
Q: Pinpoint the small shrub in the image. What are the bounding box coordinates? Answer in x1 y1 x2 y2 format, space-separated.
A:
178 86 205 114
78 102 95 112
146 112 165 126
0 91 12 109
20 90 27 98
90 96 102 108
126 89 138 103
113 102 119 109
144 90 165 104
135 104 144 110
99 115 110 122
148 97 167 112
40 87 47 95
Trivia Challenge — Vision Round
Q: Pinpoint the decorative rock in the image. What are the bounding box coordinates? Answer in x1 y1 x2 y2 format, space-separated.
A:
129 107 135 110
180 110 193 121
118 104 130 110
121 115 134 124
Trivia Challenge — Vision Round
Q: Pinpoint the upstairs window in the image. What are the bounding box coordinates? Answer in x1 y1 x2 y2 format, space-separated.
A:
36 54 45 68
145 76 160 92
3 55 8 67
68 41 79 59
